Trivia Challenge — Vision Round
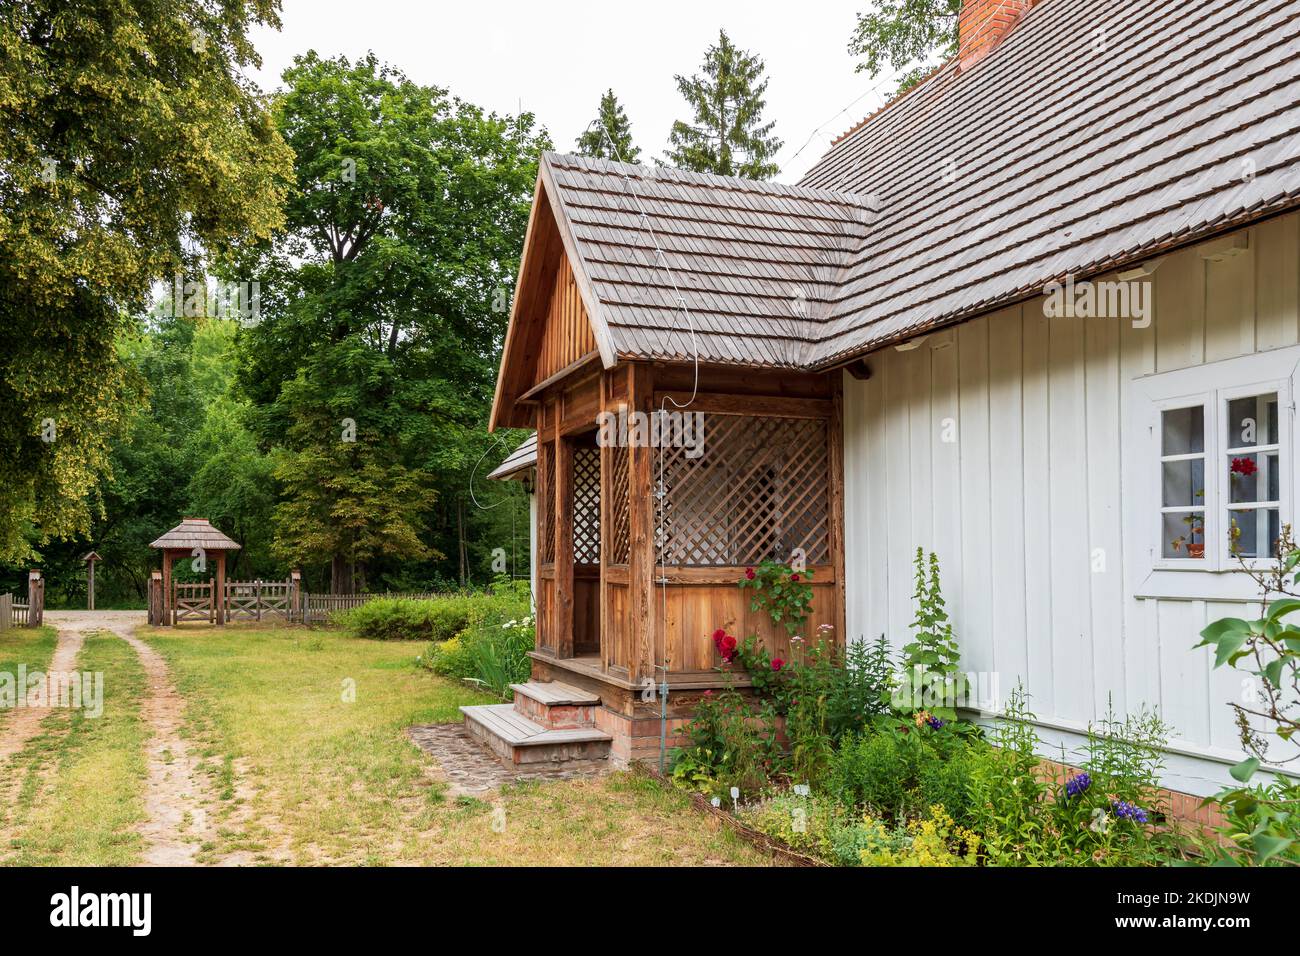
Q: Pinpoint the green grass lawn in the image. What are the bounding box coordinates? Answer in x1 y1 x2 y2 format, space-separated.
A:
2 631 148 865
0 624 57 711
147 624 769 866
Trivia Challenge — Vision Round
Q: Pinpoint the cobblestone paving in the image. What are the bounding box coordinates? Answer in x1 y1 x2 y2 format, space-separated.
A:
407 723 609 796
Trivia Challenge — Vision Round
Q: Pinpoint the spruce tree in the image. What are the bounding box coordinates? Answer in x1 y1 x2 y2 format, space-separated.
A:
575 89 641 163
665 29 782 179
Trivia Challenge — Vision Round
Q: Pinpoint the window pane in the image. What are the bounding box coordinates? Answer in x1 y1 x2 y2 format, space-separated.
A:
1226 393 1279 449
1163 511 1206 559
1227 508 1281 559
1162 406 1204 456
1228 452 1263 504
1162 459 1204 508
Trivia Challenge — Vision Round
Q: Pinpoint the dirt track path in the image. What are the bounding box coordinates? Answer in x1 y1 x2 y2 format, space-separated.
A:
0 624 86 763
44 611 215 866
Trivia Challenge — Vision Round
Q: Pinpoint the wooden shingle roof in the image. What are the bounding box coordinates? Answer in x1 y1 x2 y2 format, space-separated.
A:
541 152 878 368
800 0 1300 366
487 434 537 481
522 0 1300 374
149 519 240 551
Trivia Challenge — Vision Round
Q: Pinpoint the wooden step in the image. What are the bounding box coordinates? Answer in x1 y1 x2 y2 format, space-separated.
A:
461 704 611 766
509 681 601 706
510 681 601 729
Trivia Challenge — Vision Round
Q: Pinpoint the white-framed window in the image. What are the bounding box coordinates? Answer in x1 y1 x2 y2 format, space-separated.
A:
1131 347 1299 595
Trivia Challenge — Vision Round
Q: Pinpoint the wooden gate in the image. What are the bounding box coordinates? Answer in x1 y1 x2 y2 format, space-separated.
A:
173 580 215 624
225 580 291 622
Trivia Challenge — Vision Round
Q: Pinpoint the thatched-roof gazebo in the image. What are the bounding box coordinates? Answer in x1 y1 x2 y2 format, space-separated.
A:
150 518 240 625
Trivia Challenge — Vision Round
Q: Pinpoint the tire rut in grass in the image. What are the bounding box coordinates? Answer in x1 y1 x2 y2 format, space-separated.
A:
0 625 86 763
102 622 216 866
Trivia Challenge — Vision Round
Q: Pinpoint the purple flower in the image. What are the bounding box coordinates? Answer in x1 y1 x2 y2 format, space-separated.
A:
1064 772 1091 799
926 716 945 730
1112 800 1149 823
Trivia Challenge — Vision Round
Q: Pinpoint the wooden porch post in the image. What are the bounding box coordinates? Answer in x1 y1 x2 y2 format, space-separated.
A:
626 363 656 684
554 430 574 658
534 418 552 655
599 370 613 673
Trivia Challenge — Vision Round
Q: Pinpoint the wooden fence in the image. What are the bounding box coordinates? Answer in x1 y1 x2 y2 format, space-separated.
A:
144 570 443 626
0 572 44 629
299 591 442 624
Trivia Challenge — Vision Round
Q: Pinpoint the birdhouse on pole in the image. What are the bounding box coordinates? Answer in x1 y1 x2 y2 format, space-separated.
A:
82 551 102 611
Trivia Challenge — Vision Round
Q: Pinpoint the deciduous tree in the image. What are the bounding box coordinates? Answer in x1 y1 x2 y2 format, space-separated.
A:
0 0 293 562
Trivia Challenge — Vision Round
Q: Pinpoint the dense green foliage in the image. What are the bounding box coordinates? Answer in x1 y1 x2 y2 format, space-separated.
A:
0 0 293 563
847 0 962 94
338 594 495 643
575 89 641 163
1 45 536 602
418 582 534 699
665 29 782 179
675 550 1189 867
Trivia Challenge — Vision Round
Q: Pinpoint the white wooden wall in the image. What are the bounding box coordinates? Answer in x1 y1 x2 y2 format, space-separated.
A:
842 211 1300 796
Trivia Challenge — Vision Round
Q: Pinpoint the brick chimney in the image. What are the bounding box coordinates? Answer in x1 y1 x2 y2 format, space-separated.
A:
958 0 1036 70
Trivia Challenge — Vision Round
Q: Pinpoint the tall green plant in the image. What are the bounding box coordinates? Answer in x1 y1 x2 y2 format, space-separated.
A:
896 548 968 719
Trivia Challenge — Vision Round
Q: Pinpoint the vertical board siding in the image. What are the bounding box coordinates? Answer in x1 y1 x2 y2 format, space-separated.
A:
536 255 597 384
842 213 1300 776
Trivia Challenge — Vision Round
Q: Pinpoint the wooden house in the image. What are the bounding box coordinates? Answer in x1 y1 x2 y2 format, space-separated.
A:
478 0 1300 796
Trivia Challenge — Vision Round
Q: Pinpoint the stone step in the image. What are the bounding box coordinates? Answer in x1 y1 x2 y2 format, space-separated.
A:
460 704 611 767
509 681 601 729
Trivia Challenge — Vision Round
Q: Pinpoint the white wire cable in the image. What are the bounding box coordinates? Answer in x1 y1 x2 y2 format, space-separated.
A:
585 120 703 683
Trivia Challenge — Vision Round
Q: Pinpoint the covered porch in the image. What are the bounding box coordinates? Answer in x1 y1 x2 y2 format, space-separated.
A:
487 152 864 762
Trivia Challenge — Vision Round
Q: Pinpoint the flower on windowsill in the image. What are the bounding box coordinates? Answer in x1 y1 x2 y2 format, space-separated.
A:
790 573 800 583
744 567 756 580
771 658 784 672
1231 457 1259 477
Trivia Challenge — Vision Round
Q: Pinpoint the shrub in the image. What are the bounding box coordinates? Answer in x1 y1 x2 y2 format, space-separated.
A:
669 689 782 799
738 793 846 860
1195 524 1300 865
338 595 488 642
851 805 981 867
825 715 982 823
461 613 534 699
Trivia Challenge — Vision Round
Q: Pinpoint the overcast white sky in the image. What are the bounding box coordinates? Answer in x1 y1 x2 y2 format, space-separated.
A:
244 0 904 183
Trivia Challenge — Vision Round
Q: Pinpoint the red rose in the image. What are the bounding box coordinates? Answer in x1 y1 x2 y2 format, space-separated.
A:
745 568 756 580
790 573 800 583
720 634 737 655
771 658 784 671
712 628 726 644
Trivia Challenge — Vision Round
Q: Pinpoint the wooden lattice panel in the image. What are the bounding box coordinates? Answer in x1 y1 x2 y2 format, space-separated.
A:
540 442 556 563
573 446 601 564
609 445 630 564
654 416 829 567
